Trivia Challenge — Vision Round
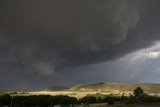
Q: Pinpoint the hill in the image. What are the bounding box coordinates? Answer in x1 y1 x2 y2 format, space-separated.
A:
49 86 69 91
69 82 160 95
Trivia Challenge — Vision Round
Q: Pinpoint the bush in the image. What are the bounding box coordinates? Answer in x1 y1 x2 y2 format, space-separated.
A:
53 95 78 105
80 96 97 104
0 94 12 106
134 87 144 99
103 96 115 105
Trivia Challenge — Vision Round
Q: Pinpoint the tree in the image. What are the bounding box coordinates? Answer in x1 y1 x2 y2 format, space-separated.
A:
80 96 97 104
133 87 144 99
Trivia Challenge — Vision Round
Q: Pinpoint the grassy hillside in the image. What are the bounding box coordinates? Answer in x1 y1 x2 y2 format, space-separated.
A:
69 82 160 95
19 82 160 98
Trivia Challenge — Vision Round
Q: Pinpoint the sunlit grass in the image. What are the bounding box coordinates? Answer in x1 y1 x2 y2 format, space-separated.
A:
28 91 103 98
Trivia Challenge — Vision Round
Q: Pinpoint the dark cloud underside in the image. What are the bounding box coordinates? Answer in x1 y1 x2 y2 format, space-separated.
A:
0 0 160 90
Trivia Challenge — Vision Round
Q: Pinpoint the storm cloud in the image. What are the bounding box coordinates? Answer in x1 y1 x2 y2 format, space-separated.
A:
0 0 160 90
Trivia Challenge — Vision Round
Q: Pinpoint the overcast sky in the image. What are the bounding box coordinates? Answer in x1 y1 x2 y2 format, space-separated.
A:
0 0 160 91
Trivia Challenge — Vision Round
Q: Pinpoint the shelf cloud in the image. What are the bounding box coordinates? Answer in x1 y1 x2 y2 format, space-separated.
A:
0 0 160 90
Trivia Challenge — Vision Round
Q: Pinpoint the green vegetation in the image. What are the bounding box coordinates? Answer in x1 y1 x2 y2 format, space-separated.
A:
0 95 77 107
1 87 160 106
80 96 97 104
0 91 6 97
133 87 144 98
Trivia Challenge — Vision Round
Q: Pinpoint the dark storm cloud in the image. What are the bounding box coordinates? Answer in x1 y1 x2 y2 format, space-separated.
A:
0 0 141 69
0 0 160 90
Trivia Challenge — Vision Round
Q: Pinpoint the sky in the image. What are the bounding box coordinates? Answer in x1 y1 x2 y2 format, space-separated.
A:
0 0 160 91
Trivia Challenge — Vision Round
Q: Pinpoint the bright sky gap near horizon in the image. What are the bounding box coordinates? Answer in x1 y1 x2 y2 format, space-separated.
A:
0 0 160 91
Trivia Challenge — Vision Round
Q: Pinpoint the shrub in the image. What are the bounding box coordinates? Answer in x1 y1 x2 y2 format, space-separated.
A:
80 96 97 104
0 94 12 106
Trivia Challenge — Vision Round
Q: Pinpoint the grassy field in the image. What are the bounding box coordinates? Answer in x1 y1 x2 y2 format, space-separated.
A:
20 82 160 98
2 83 160 107
28 91 103 98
